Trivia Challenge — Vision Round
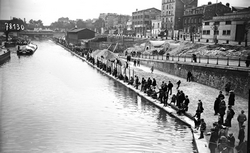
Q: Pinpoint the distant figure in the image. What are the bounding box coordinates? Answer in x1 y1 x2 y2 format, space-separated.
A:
237 110 247 129
214 97 220 115
238 125 245 146
228 90 235 106
245 54 250 67
137 59 140 66
192 54 197 63
167 81 173 95
225 82 231 96
187 71 192 82
134 60 136 66
224 106 235 127
199 119 206 139
151 65 154 73
176 80 181 89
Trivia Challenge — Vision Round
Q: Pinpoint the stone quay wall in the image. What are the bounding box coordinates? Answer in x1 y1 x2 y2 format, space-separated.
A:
138 58 250 99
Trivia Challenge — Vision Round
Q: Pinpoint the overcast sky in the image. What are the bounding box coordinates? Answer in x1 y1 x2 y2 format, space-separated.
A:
0 0 249 25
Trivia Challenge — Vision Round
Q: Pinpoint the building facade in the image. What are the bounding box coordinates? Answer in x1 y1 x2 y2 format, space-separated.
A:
183 2 232 38
151 15 162 37
202 8 250 42
132 8 161 37
161 0 197 37
66 28 95 44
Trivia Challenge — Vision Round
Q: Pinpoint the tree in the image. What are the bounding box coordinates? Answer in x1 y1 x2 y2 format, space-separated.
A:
93 18 105 33
76 19 86 28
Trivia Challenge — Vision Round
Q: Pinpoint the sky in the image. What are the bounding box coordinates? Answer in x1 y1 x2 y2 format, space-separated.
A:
0 0 249 26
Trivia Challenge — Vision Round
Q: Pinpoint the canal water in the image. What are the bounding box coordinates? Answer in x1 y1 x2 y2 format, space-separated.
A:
0 40 195 153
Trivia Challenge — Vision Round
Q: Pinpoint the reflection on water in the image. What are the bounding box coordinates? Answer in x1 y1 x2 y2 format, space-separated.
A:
0 40 195 153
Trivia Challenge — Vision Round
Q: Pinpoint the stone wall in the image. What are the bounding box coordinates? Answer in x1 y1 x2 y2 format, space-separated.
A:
139 59 250 99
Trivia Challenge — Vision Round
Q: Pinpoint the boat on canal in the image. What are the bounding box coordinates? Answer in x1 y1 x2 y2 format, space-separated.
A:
17 43 38 55
0 46 10 64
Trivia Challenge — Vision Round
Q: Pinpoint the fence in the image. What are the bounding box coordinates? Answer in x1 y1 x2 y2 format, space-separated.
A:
127 54 249 68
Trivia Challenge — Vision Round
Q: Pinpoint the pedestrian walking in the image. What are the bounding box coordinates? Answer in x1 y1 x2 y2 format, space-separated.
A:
196 100 204 114
228 90 235 106
199 119 206 139
238 125 245 146
187 71 192 82
224 106 235 127
237 110 247 129
225 82 231 96
214 97 220 115
176 80 181 89
151 65 154 73
227 133 235 153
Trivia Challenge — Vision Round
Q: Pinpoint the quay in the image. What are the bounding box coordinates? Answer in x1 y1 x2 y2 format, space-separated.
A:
0 47 10 65
53 40 212 153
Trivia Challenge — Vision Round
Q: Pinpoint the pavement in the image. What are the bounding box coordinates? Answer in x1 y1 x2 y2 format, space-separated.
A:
125 61 248 152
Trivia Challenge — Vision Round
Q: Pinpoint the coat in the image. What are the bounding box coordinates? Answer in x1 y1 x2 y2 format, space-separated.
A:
228 92 235 106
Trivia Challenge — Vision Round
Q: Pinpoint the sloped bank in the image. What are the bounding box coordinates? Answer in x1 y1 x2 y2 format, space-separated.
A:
53 41 209 153
134 57 250 99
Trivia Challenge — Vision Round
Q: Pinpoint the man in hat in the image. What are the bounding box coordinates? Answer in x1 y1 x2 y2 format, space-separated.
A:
237 110 247 129
238 125 245 146
227 132 235 153
224 106 235 127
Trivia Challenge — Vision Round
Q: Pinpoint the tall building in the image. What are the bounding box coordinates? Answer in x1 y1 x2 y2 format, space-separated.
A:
132 8 161 37
161 0 197 37
183 2 232 37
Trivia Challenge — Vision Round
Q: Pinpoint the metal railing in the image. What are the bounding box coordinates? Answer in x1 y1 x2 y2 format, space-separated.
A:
127 54 249 68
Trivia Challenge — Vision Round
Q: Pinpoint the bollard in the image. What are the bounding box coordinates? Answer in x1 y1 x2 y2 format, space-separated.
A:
178 56 180 61
199 56 201 63
226 40 229 44
227 57 229 66
216 57 218 65
206 39 209 43
207 56 209 64
238 58 241 67
238 41 241 45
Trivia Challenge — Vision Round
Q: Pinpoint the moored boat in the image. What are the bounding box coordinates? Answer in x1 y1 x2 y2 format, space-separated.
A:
0 46 11 65
17 43 38 55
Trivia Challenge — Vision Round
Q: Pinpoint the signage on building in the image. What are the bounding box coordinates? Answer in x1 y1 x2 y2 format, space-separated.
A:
0 18 25 32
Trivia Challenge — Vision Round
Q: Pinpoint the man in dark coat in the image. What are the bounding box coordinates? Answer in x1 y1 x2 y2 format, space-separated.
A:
228 90 235 106
199 119 206 139
167 81 173 95
218 91 225 100
224 106 235 127
225 82 231 96
219 98 226 124
238 125 245 146
209 128 218 153
227 133 235 153
184 95 190 111
214 97 220 115
187 71 192 82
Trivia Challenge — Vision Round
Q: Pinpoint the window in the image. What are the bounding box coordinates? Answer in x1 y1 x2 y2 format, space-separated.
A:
203 30 210 35
194 18 196 23
214 21 220 25
184 19 186 24
214 30 219 35
225 21 231 25
222 30 231 35
205 22 209 25
191 18 193 23
199 18 201 23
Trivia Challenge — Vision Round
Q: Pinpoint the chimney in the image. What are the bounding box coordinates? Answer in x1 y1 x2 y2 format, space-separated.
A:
136 9 138 12
208 2 212 5
226 3 230 7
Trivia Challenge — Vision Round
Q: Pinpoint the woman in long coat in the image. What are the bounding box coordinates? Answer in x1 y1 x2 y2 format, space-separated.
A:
228 90 235 106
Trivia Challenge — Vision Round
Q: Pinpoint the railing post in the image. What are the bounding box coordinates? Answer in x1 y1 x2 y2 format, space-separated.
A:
199 56 201 63
184 56 186 62
207 56 209 64
216 57 218 65
238 58 241 67
227 57 229 66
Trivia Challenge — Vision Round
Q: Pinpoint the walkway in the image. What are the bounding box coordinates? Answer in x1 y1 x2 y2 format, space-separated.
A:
125 60 248 152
